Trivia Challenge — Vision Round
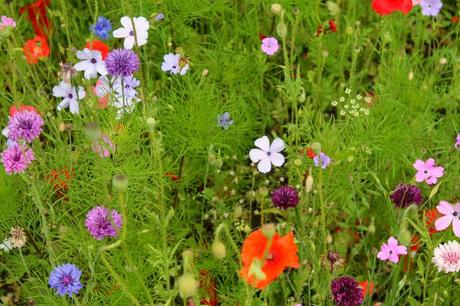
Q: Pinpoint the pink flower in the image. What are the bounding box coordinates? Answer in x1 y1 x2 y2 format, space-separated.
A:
261 37 279 56
434 201 460 237
413 158 444 185
92 133 115 158
377 237 407 263
455 134 460 149
0 16 16 30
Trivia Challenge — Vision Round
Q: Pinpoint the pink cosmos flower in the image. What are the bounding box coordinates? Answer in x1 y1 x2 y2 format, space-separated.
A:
434 201 460 237
261 37 279 56
377 237 407 263
413 158 444 185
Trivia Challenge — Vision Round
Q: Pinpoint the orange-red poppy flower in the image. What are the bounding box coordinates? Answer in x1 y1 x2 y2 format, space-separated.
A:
371 0 412 16
85 39 109 60
358 280 374 298
425 208 440 235
328 20 337 33
240 229 299 289
23 36 50 64
19 0 51 38
9 105 39 116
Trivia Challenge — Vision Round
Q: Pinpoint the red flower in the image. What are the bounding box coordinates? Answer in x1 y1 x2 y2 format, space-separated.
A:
9 105 39 116
47 167 74 197
371 0 412 16
258 33 267 41
23 36 50 64
328 20 337 32
199 270 218 306
358 280 374 297
19 0 51 38
451 16 459 24
165 172 180 181
425 208 440 235
410 235 420 252
85 39 109 60
240 229 299 289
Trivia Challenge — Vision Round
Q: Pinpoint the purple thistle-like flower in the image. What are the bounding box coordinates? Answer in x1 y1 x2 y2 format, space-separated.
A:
49 263 83 297
85 206 122 240
7 110 44 143
105 49 140 77
331 276 363 306
271 185 299 209
390 184 423 208
1 143 35 174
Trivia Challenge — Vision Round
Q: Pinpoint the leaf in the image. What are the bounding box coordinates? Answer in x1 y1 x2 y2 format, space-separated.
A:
428 182 442 199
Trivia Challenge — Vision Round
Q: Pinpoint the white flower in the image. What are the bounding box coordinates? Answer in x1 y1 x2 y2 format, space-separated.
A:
345 88 351 94
161 53 189 75
113 16 149 49
74 48 107 79
0 238 13 252
432 241 460 273
331 100 337 106
249 136 285 173
52 81 86 114
95 75 113 98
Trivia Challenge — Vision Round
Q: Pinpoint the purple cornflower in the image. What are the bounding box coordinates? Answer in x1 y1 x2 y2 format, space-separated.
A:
49 263 83 297
85 206 122 240
90 16 112 40
390 184 423 208
217 112 234 129
105 49 140 77
7 110 44 143
1 143 35 175
330 276 363 306
271 185 299 209
313 152 331 169
420 0 443 16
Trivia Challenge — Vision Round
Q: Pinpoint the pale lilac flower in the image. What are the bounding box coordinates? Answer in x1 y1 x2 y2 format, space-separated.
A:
92 133 116 158
313 152 331 169
74 48 107 79
249 135 285 173
113 75 140 99
113 16 149 49
434 201 460 237
455 134 460 149
85 206 122 240
95 75 113 98
377 237 407 263
49 264 83 296
0 16 16 30
420 0 443 16
413 158 444 185
217 112 234 129
53 81 86 114
432 241 460 273
7 110 44 143
1 143 35 174
161 53 189 75
261 37 279 56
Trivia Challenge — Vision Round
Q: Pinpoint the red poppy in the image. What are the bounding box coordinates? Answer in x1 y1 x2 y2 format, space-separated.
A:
425 208 440 235
371 0 413 16
85 39 109 60
328 20 337 33
23 36 50 64
240 229 299 289
258 33 267 41
358 280 374 297
47 167 74 197
9 105 39 116
19 0 51 38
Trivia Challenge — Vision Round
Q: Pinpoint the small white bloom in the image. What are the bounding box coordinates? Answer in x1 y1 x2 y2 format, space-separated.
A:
52 81 86 114
432 241 460 273
113 16 149 49
74 48 107 79
365 96 372 103
356 94 362 100
331 100 337 106
339 110 346 116
345 88 351 94
249 135 285 173
344 104 349 109
0 238 13 252
339 97 345 102
364 109 370 115
113 75 140 99
161 53 189 75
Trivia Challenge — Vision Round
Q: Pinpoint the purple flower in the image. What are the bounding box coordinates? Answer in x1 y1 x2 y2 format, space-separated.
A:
7 110 44 143
271 185 299 209
154 13 165 22
377 237 407 263
261 37 279 55
90 16 112 40
413 158 444 185
455 134 460 149
420 0 443 16
92 133 116 158
1 143 35 175
48 263 83 297
85 206 122 240
390 184 423 208
217 112 234 129
313 152 331 169
105 49 140 77
330 276 363 306
434 201 460 238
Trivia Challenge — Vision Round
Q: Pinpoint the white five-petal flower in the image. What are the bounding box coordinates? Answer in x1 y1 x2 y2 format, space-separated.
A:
249 136 285 173
52 81 86 114
161 53 189 75
74 48 107 79
113 16 149 49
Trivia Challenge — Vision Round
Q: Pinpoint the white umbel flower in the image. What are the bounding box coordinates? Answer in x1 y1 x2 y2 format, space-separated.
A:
432 240 460 273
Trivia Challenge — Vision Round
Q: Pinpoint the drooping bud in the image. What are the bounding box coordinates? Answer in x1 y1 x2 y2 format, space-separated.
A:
276 22 287 38
177 273 198 298
310 142 322 155
146 117 156 130
271 4 283 16
211 240 226 260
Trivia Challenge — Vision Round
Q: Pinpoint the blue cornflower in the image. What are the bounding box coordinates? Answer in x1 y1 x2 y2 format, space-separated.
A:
90 17 112 40
217 112 234 129
49 263 83 297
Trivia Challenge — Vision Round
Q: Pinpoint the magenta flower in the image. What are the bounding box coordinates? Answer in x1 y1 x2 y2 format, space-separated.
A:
261 37 279 56
413 158 444 185
377 237 407 263
92 133 115 158
7 110 44 143
434 201 460 238
455 134 460 149
85 206 122 240
1 144 35 174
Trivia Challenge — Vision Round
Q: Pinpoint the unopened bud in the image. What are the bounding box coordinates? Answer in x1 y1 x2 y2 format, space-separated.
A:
211 240 226 259
261 223 276 239
398 228 411 246
408 71 414 80
233 205 243 219
439 58 447 65
305 168 313 193
276 22 287 38
177 273 198 298
112 175 128 193
146 117 156 130
271 4 283 16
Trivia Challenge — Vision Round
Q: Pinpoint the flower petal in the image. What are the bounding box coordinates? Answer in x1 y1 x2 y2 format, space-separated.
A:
270 152 285 167
113 28 128 38
396 245 407 255
430 166 444 178
437 201 454 215
453 218 460 238
124 36 135 50
249 149 266 163
387 236 398 248
413 159 425 171
257 157 272 173
254 136 270 151
435 215 453 231
120 16 133 30
270 138 285 153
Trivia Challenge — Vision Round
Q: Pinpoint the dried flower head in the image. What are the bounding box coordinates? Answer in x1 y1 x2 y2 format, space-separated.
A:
10 226 27 248
321 251 344 272
58 62 77 84
390 184 423 208
330 276 363 306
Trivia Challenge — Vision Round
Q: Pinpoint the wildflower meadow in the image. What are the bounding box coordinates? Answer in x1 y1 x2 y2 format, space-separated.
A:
1 0 460 305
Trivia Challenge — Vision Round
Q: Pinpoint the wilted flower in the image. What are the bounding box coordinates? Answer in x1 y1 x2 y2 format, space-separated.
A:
58 62 77 84
1 143 35 174
90 16 112 40
321 251 344 272
455 134 460 149
53 81 86 114
432 240 460 273
377 236 407 263
105 48 140 77
434 201 460 237
390 184 423 208
271 185 299 209
0 16 16 35
330 276 363 306
113 16 149 49
261 37 279 56
154 13 165 22
249 136 285 174
413 158 444 185
10 227 27 248
49 264 83 297
0 239 13 252
85 206 122 240
7 110 44 143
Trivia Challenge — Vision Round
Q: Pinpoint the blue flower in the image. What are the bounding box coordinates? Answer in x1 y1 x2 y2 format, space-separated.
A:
217 112 234 129
313 152 331 169
90 17 112 40
49 263 83 297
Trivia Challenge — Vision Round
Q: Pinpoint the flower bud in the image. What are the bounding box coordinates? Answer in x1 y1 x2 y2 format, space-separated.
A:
233 205 243 219
112 174 128 193
398 227 411 246
211 240 226 259
271 4 283 16
146 117 156 130
310 142 321 155
248 259 266 280
177 273 198 298
261 223 276 240
276 22 287 38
